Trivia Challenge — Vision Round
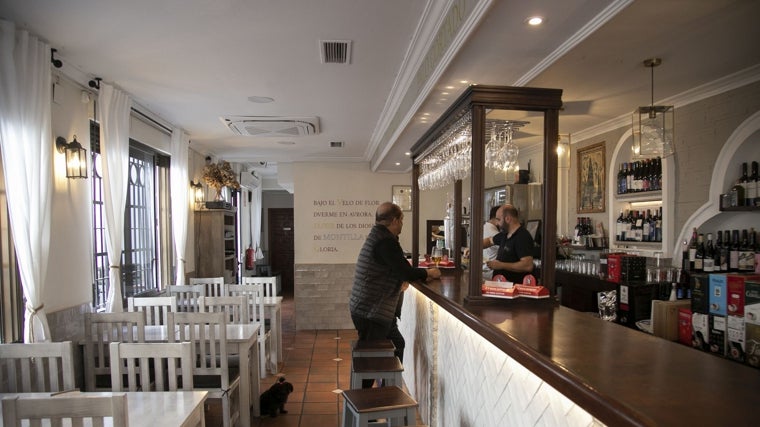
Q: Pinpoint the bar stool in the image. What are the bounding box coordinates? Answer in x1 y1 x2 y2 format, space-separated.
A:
341 386 418 427
352 339 396 357
351 356 404 389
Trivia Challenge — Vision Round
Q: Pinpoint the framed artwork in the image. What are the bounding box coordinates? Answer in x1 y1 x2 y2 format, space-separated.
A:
392 185 412 211
577 142 606 213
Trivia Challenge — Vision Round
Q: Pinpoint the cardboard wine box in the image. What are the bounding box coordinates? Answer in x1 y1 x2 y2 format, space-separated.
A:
708 314 727 356
690 273 711 314
691 312 710 351
744 280 760 325
727 274 760 316
709 274 727 316
678 307 693 346
652 300 691 341
617 281 655 328
727 315 746 362
744 322 760 369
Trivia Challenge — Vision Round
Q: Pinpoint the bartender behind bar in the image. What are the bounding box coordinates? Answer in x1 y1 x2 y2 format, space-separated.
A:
482 204 534 284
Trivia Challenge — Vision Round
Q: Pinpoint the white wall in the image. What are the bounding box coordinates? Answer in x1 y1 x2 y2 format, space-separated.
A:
293 162 412 264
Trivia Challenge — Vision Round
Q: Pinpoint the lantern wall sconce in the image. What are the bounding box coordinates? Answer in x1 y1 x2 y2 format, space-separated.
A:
190 180 204 205
55 135 88 179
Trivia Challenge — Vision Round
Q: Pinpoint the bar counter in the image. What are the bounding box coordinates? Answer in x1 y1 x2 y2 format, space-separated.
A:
408 269 758 426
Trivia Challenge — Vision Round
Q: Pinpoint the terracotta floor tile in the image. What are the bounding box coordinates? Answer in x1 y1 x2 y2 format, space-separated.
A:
301 402 340 414
306 382 341 392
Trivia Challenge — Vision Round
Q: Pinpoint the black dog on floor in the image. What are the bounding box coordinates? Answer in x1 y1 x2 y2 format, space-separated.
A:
259 377 294 417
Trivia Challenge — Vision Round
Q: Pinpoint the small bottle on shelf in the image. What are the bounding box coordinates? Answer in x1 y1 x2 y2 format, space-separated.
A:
694 233 705 272
749 161 759 207
688 228 698 271
739 229 754 271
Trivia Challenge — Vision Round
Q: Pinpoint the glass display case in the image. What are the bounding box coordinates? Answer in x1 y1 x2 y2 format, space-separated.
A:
409 85 562 299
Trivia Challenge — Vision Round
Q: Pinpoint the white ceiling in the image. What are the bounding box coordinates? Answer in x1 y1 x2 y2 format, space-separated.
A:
2 0 759 184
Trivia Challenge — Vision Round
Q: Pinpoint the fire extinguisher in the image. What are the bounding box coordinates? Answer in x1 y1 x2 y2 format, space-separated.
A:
245 244 255 270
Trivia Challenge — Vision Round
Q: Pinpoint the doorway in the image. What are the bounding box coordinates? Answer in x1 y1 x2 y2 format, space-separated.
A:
268 208 294 296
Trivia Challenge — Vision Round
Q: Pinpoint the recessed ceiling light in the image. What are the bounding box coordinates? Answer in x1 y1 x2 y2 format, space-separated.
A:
248 96 274 103
423 113 430 116
459 80 469 84
527 16 543 26
442 92 449 95
277 140 295 145
395 162 401 166
405 151 411 156
445 86 455 90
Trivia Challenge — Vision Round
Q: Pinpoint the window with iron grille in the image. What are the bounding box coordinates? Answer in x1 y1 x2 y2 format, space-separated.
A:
90 121 171 309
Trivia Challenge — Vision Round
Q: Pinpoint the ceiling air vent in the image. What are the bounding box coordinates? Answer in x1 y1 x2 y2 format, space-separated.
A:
221 116 320 137
320 40 352 64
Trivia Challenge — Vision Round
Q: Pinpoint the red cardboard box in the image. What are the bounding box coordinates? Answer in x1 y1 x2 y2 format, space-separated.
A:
678 307 692 346
606 253 624 284
728 275 760 316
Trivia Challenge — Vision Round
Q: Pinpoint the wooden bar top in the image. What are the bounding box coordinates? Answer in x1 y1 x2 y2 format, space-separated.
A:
413 269 759 426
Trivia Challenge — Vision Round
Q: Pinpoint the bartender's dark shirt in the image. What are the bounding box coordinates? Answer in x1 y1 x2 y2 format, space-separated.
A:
492 226 534 284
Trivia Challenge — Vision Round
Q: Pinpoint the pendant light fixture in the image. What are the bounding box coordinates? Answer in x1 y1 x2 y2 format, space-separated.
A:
632 58 674 158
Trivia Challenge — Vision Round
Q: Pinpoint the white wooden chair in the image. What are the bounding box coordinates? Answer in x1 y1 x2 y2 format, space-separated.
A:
168 311 240 427
199 295 249 325
190 276 227 297
0 341 75 392
84 311 146 391
1 393 128 427
242 275 277 298
228 283 275 376
167 283 204 312
109 341 194 391
127 296 177 325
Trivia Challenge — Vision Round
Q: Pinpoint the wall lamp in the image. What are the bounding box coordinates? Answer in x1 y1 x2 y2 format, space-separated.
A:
55 135 88 179
190 180 204 204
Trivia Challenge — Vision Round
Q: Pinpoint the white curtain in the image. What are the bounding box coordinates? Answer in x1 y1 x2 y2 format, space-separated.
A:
0 20 53 342
98 83 132 313
169 128 189 285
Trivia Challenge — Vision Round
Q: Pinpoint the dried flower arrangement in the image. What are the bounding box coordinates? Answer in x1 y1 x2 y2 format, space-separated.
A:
202 160 240 197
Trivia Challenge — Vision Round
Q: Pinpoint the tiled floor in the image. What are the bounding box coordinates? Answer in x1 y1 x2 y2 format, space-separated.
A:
206 295 422 427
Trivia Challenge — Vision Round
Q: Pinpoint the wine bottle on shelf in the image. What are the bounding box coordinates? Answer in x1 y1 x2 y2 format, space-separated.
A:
703 233 715 272
740 162 751 207
655 207 663 242
694 233 705 272
715 230 725 272
750 161 759 207
642 210 651 242
615 210 624 241
729 230 740 272
739 229 753 271
753 229 760 273
722 229 731 272
688 228 698 271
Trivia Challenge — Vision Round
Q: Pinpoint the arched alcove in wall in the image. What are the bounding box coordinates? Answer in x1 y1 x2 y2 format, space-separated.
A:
675 110 760 264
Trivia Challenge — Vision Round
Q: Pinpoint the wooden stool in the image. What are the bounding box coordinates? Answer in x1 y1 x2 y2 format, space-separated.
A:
351 356 403 389
352 339 396 357
342 386 418 427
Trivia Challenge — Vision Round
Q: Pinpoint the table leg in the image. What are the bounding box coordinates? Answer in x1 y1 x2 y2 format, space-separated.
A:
251 336 261 417
238 341 251 426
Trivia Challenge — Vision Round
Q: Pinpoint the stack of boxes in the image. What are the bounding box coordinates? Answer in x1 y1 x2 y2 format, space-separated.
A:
612 255 651 328
685 272 760 368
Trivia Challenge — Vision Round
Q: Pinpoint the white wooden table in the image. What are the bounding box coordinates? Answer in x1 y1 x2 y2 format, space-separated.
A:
0 391 207 427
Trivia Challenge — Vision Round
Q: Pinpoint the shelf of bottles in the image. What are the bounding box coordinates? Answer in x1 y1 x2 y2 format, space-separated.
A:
608 135 675 257
720 160 759 211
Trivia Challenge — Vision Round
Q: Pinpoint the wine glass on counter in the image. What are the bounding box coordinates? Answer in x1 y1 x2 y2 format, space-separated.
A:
431 247 443 268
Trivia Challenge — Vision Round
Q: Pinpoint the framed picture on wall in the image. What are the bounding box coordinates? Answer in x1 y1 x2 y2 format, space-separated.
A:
577 141 605 213
392 185 412 211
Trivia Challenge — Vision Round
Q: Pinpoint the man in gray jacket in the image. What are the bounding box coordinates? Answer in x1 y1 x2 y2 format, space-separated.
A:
350 202 441 387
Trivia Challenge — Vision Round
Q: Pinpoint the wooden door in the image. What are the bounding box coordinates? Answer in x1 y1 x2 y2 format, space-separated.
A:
268 208 294 296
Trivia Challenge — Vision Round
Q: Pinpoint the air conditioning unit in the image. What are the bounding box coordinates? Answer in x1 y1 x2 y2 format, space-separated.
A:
221 116 320 137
